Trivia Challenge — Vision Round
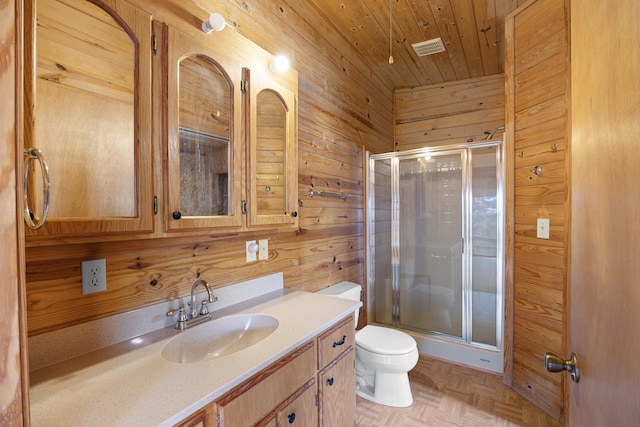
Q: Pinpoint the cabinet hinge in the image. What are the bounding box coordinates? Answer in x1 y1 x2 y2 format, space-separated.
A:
241 200 247 214
240 80 247 94
152 35 157 56
315 393 318 407
153 196 158 215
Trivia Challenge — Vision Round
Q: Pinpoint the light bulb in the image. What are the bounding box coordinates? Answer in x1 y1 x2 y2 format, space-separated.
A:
202 13 226 33
269 55 290 73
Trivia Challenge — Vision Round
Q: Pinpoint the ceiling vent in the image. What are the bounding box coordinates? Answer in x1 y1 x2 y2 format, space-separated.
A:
411 37 446 56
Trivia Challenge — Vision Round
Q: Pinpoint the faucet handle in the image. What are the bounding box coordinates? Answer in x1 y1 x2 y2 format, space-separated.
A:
166 306 188 330
199 301 210 316
208 294 218 304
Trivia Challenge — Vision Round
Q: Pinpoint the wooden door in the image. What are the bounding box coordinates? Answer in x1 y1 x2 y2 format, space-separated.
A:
568 0 640 424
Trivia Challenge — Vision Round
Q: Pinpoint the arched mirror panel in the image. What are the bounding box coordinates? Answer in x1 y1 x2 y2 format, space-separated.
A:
178 55 231 217
165 26 242 231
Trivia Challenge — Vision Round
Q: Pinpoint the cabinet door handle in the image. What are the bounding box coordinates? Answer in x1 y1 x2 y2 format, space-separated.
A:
327 377 334 386
332 335 346 348
23 148 50 230
287 412 296 424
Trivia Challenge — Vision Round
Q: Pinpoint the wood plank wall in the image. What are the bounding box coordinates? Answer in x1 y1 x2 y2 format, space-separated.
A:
24 0 393 335
505 0 569 421
394 75 505 151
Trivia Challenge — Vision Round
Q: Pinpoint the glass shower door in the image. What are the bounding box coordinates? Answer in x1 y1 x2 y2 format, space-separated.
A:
372 158 393 325
398 152 464 337
368 142 503 356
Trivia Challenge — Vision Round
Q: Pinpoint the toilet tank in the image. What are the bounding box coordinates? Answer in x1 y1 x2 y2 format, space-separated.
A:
315 281 362 325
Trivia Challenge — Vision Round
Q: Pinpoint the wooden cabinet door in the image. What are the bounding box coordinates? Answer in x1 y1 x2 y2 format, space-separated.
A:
24 0 154 243
244 66 298 228
175 409 207 427
216 341 316 426
164 26 243 232
277 379 317 427
318 347 355 427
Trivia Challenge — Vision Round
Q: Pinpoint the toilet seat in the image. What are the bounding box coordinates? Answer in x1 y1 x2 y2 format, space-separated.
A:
356 325 417 355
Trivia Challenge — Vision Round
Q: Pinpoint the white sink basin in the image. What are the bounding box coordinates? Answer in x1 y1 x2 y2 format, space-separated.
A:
161 314 279 363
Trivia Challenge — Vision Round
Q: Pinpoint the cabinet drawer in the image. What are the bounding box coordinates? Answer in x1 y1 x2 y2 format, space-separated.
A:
317 315 354 369
216 341 316 426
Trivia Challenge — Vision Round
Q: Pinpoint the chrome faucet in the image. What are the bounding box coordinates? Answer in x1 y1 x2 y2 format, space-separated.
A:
166 279 218 330
190 279 217 318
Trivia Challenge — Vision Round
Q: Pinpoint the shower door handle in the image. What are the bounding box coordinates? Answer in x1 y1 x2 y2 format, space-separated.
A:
544 351 580 383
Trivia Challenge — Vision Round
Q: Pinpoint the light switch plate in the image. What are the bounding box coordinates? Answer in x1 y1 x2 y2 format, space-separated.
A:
258 239 269 260
537 218 550 239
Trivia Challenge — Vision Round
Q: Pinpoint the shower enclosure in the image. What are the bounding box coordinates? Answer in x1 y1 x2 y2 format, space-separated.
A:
366 142 504 372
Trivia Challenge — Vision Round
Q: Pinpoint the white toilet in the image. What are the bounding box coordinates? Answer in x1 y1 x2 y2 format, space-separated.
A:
316 281 419 407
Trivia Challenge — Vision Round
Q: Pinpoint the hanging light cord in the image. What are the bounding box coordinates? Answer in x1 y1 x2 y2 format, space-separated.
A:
388 0 394 64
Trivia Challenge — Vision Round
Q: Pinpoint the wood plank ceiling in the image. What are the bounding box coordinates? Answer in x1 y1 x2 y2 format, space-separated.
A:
308 0 525 91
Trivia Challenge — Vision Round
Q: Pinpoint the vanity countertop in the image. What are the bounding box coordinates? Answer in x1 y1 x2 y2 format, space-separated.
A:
29 289 360 426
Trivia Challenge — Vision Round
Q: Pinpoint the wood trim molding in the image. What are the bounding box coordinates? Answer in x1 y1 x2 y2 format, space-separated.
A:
1 0 29 422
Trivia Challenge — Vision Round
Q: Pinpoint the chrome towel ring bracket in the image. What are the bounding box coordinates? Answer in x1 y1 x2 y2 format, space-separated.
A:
23 147 51 230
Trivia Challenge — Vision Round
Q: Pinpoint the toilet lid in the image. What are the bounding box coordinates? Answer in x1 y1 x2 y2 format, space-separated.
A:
356 325 417 355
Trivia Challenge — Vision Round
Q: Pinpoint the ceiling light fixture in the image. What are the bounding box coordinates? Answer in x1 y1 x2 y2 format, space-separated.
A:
388 0 394 64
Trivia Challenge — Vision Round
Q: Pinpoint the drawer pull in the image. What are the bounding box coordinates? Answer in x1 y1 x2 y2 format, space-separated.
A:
327 377 334 386
332 335 347 348
287 413 296 424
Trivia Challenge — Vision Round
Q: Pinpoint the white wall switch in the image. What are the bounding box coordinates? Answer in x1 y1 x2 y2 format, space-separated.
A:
82 259 107 294
258 239 269 260
246 240 258 262
537 218 550 239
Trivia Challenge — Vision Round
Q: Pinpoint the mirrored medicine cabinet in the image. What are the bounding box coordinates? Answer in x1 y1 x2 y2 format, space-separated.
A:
23 0 298 243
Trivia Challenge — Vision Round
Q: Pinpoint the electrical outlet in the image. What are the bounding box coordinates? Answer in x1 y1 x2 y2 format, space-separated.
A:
258 239 269 260
82 259 107 294
246 240 258 262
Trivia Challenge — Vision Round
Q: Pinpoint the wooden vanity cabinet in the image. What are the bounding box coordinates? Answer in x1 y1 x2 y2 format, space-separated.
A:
175 314 356 427
316 315 356 427
215 341 316 426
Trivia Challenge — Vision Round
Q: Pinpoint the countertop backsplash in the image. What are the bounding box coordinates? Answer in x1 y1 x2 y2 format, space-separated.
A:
28 272 285 371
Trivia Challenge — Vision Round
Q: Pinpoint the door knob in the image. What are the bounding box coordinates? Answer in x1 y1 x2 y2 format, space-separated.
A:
544 351 580 383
